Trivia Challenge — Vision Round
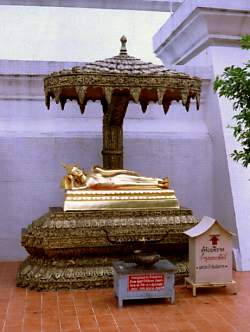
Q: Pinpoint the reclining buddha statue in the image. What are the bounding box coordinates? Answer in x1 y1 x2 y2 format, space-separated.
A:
61 163 179 211
61 164 169 190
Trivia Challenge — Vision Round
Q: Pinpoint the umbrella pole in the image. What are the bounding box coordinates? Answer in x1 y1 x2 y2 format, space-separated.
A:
102 93 130 169
102 117 123 169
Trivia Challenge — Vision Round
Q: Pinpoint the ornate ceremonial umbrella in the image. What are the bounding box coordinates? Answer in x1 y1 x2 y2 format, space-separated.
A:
44 36 201 169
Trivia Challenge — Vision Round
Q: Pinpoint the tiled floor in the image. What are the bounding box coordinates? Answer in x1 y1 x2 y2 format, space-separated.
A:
0 263 250 332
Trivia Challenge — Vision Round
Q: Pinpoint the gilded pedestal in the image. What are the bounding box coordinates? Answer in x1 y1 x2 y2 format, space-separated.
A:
17 207 199 290
64 188 179 211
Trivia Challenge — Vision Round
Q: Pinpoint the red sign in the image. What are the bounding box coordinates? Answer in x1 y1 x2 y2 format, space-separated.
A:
128 273 165 291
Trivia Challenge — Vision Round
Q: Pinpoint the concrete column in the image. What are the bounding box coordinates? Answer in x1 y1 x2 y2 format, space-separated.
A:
153 0 250 270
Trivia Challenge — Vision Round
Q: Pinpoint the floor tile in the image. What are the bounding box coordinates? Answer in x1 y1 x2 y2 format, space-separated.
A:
1 263 250 332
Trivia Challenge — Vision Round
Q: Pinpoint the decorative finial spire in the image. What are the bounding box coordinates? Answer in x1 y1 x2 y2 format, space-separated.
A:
119 35 127 55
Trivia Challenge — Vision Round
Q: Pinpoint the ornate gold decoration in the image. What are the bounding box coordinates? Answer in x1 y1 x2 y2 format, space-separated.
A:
119 35 128 55
157 87 166 105
44 36 201 169
16 256 188 290
196 94 201 110
130 87 141 103
17 207 198 290
104 87 113 104
163 100 172 114
75 86 86 104
21 207 196 253
45 89 50 109
63 188 179 211
54 87 62 104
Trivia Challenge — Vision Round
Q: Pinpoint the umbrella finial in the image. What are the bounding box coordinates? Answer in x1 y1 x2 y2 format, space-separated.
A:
120 35 127 55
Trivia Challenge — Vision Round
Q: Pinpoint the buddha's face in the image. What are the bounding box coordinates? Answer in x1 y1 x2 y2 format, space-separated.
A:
71 166 83 177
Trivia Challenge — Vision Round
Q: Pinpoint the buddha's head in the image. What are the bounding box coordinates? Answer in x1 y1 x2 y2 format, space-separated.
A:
62 163 86 178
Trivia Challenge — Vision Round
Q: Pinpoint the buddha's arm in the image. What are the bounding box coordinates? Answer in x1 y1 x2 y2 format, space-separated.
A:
92 165 138 177
60 175 74 189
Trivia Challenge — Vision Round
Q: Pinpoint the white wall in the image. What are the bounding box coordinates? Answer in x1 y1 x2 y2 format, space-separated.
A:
153 0 250 270
210 47 250 270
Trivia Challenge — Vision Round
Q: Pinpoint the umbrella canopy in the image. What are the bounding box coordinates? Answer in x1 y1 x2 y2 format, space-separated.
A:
44 36 201 169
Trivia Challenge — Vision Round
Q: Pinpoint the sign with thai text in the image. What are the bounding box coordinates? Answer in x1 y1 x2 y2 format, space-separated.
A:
128 273 165 291
197 234 229 272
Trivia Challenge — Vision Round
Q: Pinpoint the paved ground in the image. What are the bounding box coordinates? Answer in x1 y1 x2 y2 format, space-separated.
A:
0 262 250 332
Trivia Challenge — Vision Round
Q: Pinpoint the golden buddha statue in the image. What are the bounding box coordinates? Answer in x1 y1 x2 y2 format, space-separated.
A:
61 163 179 211
61 164 169 190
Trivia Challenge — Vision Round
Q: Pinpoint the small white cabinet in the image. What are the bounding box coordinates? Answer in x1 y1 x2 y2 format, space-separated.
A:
184 216 237 296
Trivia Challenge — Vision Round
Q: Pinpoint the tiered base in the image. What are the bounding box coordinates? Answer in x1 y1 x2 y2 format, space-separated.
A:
64 188 180 211
17 207 199 290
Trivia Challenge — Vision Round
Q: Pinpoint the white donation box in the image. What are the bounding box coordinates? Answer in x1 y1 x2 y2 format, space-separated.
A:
184 216 236 296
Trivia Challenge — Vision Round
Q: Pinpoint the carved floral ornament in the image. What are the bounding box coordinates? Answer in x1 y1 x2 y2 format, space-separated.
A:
44 36 201 115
